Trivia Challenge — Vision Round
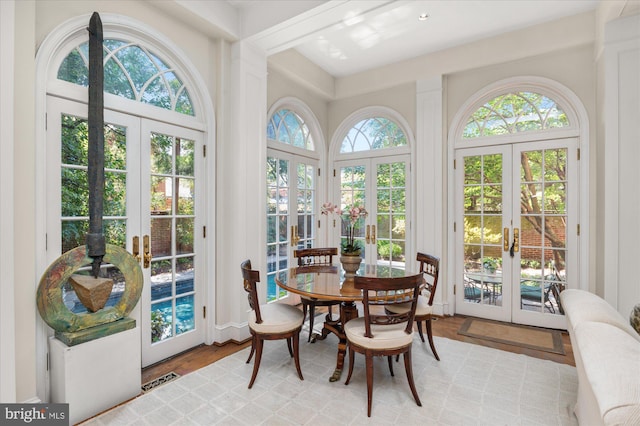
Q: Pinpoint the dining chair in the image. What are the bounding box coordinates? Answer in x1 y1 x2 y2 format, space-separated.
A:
344 273 423 417
240 259 304 388
293 247 341 342
385 252 441 360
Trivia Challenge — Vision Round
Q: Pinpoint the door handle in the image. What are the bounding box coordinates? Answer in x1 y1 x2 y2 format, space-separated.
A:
509 228 519 257
503 228 509 251
132 236 141 262
365 225 371 244
371 225 376 244
291 225 300 246
143 235 152 268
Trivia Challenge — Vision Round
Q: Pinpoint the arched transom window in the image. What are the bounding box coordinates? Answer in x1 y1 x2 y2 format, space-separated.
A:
463 91 569 139
57 39 194 116
340 117 407 153
267 109 314 150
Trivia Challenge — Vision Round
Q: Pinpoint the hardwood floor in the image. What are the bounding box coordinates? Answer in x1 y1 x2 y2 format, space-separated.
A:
142 314 574 385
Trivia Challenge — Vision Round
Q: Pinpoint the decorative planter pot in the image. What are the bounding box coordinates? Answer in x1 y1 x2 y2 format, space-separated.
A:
340 254 362 279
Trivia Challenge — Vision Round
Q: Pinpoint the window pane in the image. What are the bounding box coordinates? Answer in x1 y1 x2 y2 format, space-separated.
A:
463 92 569 138
151 218 172 257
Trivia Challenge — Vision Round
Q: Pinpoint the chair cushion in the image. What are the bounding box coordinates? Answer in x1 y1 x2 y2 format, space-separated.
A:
384 295 432 317
344 317 414 350
249 303 304 334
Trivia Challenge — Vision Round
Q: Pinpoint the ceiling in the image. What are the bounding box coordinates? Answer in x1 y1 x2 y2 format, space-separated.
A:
225 0 601 77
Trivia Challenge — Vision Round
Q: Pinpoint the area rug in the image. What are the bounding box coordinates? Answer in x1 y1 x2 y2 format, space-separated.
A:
82 334 577 425
458 317 566 355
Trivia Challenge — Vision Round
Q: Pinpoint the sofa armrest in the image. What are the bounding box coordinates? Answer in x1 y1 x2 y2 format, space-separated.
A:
560 289 640 342
574 322 640 425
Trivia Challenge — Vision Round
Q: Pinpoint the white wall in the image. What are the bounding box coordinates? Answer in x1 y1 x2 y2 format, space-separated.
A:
0 0 17 403
267 66 330 142
14 0 37 402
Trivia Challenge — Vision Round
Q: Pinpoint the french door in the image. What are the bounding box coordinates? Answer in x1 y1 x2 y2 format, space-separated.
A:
333 155 410 268
48 97 204 367
454 139 577 329
266 149 319 302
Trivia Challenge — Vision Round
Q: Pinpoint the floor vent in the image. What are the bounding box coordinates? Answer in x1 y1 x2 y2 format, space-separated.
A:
141 371 180 392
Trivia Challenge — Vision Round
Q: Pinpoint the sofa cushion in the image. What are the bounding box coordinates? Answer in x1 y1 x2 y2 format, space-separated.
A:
560 289 640 342
574 321 640 425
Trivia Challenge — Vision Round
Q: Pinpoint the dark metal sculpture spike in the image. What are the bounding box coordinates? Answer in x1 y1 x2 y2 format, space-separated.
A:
87 12 105 278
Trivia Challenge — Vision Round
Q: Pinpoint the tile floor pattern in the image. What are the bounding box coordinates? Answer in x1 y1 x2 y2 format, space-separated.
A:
83 335 579 425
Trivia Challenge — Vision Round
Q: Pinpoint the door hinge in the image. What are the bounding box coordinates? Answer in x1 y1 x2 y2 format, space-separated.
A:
203 306 206 319
333 169 336 177
453 159 456 169
318 219 321 228
203 145 206 157
577 224 580 236
203 226 206 238
453 222 456 232
453 284 456 295
318 168 320 177
577 148 580 161
46 352 49 371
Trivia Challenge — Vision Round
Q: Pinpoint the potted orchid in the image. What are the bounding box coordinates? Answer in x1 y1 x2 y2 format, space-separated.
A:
321 202 368 255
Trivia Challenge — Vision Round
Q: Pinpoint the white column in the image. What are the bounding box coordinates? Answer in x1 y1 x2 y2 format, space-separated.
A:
0 0 17 403
214 40 267 342
602 14 640 315
416 77 445 315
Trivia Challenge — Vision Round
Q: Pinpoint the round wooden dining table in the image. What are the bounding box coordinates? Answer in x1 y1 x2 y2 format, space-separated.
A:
275 263 417 382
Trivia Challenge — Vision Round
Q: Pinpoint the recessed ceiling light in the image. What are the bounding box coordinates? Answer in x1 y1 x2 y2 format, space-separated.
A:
418 13 429 21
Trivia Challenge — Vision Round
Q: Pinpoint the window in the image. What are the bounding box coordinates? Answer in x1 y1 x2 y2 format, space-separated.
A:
58 39 194 116
340 117 407 153
267 109 314 150
463 91 569 139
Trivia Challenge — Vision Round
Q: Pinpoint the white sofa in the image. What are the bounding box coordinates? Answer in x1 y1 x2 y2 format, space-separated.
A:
560 289 640 425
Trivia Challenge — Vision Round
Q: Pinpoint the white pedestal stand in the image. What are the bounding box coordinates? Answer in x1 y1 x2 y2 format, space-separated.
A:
49 326 140 425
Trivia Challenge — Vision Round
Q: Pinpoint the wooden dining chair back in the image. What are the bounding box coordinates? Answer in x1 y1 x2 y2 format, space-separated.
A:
293 247 337 266
386 252 441 360
293 247 341 342
344 273 423 417
241 259 304 388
